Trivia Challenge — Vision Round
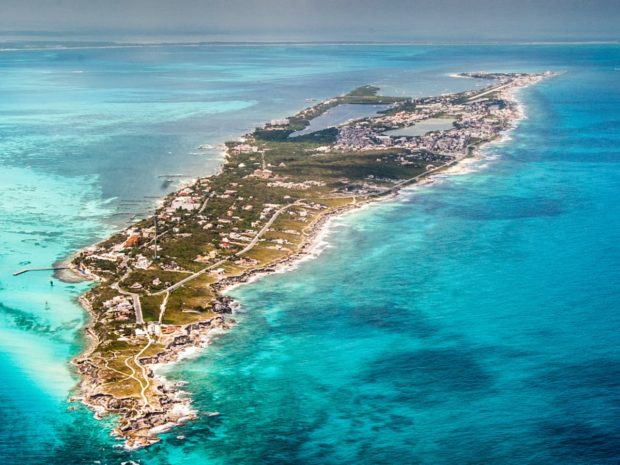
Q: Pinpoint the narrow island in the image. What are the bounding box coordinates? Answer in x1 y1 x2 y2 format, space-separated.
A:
70 71 552 449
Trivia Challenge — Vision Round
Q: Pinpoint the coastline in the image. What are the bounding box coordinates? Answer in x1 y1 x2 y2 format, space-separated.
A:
70 72 552 449
220 85 534 293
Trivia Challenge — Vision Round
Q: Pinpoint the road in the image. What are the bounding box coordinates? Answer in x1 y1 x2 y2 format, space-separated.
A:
133 294 144 325
135 334 153 407
198 195 210 214
157 291 169 323
236 201 301 256
123 352 149 406
468 82 511 101
112 266 144 325
151 201 301 296
152 259 228 296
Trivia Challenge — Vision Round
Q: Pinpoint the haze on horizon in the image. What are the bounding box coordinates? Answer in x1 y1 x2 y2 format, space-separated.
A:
1 0 619 43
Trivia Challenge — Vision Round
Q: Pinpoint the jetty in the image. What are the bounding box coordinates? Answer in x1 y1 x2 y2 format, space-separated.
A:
13 266 68 276
157 174 190 178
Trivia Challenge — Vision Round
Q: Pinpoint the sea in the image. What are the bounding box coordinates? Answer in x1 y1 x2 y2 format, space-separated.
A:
0 44 619 464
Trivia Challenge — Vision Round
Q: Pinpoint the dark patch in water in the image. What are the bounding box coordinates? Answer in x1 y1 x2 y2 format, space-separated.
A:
531 358 620 394
424 196 564 220
517 149 620 163
0 302 80 337
540 421 620 463
363 347 493 405
526 358 620 462
11 230 64 237
346 304 437 338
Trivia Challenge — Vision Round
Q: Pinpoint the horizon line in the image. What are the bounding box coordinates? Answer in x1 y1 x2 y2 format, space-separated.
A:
1 38 619 52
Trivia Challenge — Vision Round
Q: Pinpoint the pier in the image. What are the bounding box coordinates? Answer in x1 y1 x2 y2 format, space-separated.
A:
13 266 68 277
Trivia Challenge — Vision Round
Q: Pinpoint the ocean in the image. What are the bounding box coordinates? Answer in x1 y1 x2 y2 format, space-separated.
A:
0 44 618 464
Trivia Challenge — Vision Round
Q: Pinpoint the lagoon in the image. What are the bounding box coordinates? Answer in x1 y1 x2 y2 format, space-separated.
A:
289 103 390 137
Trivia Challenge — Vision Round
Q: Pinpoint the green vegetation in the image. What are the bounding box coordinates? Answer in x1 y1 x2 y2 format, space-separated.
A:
74 74 537 434
140 294 164 322
79 84 465 366
255 86 406 142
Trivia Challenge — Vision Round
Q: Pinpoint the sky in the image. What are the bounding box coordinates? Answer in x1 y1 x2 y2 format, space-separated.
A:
1 0 619 42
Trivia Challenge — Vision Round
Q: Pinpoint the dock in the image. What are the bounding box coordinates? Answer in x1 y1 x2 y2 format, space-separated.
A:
13 266 68 277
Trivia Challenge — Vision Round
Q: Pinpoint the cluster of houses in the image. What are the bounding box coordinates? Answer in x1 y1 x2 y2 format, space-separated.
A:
267 179 325 190
102 296 134 323
319 73 548 163
332 94 518 158
165 186 205 214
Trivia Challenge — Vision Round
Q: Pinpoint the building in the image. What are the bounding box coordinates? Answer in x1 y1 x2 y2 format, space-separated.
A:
124 234 141 248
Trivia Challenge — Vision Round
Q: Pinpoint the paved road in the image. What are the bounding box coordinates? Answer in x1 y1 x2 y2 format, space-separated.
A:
468 82 511 101
133 294 144 325
236 201 301 256
111 267 144 325
198 196 210 213
151 203 301 295
152 258 228 296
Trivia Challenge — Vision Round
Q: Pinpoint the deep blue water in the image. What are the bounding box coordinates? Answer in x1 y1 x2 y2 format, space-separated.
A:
0 44 619 464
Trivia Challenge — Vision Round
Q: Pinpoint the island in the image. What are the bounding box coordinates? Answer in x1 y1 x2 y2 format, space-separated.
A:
69 71 552 449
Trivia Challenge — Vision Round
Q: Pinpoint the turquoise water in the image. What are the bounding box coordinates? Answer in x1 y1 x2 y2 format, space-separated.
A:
1 44 619 464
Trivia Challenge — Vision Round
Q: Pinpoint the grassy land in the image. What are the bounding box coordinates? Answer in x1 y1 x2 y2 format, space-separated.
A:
74 82 494 412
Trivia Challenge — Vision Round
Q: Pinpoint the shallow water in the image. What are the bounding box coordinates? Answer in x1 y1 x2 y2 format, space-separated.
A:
1 43 619 464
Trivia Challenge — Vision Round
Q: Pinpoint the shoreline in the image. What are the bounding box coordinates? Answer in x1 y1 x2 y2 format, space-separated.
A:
70 72 552 449
220 89 531 294
80 145 489 447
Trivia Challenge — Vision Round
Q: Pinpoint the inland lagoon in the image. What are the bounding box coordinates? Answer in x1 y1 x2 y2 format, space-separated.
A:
289 103 391 137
